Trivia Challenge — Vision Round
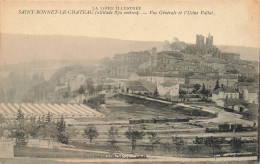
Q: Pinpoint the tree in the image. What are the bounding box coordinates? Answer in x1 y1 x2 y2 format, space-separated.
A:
57 115 66 132
57 115 68 144
25 120 38 139
124 126 145 154
78 85 86 103
188 145 200 157
153 87 159 98
96 84 104 92
13 109 27 147
37 126 48 139
0 113 6 126
0 114 6 137
230 137 242 153
214 80 220 91
205 89 211 97
46 112 52 123
204 136 221 157
45 122 58 140
16 108 24 122
84 124 99 146
179 90 187 98
147 132 161 152
172 136 185 156
78 85 85 95
63 125 78 142
192 84 201 93
86 78 95 95
201 83 206 95
107 126 120 151
86 95 105 108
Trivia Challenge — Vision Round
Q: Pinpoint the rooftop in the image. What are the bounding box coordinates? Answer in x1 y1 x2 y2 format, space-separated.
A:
136 71 185 78
213 87 238 94
125 81 142 86
127 85 148 92
218 98 245 106
243 108 259 117
245 87 259 93
160 82 178 87
180 84 195 88
158 51 184 59
245 103 258 110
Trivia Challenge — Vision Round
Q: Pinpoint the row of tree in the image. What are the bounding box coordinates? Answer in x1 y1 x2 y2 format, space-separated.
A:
0 111 77 147
83 125 246 156
0 113 248 156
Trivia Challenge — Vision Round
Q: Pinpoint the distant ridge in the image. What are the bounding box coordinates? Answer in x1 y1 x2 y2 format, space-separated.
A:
216 45 259 62
0 33 259 66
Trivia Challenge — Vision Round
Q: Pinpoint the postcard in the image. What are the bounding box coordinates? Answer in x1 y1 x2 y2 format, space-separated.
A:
0 0 259 163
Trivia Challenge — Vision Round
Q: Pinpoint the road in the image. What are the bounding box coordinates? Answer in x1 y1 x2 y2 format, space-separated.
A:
54 156 257 163
178 103 255 126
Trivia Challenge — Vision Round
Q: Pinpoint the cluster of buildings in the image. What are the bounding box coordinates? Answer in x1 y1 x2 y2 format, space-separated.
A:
97 34 258 120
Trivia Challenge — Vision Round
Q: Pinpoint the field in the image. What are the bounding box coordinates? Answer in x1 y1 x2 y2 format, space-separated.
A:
64 98 257 158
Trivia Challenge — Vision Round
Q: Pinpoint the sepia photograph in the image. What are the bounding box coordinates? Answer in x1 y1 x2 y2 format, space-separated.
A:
0 0 259 163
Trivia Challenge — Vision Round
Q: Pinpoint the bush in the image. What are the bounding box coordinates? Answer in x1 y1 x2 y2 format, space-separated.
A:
87 95 105 108
57 133 69 144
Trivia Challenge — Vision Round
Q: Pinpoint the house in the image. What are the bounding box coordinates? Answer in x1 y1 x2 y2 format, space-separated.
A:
136 71 185 85
109 51 151 77
215 98 245 112
139 80 157 94
235 64 257 77
157 82 179 98
221 52 240 61
164 74 185 84
188 75 238 91
126 86 149 94
102 79 117 90
218 75 238 87
212 87 239 102
179 84 195 94
188 75 218 90
156 51 183 70
129 72 140 81
138 72 165 84
121 81 149 94
118 79 129 92
243 87 258 104
181 94 202 102
235 82 258 92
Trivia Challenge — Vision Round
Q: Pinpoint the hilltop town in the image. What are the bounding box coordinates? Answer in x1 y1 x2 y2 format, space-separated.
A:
97 34 258 112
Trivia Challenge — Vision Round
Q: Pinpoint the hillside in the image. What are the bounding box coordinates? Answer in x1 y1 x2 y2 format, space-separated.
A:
0 33 163 65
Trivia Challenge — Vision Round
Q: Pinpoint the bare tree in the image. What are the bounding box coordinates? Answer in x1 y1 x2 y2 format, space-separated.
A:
172 136 185 156
107 126 120 151
146 132 161 152
125 126 145 154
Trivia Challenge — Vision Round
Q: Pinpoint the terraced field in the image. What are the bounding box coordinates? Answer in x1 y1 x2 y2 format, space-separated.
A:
0 103 104 118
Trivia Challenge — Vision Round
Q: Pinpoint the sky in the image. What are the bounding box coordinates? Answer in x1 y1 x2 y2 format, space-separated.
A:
0 0 259 48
